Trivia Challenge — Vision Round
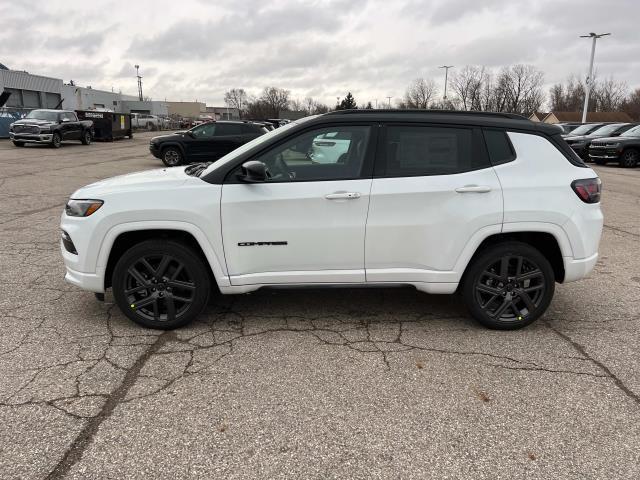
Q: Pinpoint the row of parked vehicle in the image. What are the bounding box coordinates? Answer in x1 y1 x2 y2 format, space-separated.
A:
559 122 640 168
149 118 290 166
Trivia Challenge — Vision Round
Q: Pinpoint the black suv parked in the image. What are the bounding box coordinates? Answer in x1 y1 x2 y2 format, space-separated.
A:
149 121 268 166
564 123 636 160
589 124 640 167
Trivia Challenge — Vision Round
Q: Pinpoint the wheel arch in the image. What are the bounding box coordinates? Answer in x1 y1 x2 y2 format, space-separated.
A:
159 142 186 157
100 224 227 291
464 231 566 283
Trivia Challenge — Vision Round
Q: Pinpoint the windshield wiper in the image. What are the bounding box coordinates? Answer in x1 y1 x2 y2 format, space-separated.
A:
184 162 213 177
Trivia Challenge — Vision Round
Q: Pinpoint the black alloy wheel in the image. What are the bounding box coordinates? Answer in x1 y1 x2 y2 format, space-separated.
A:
462 242 555 329
112 240 210 329
81 130 92 145
621 149 639 168
162 147 183 167
52 132 62 148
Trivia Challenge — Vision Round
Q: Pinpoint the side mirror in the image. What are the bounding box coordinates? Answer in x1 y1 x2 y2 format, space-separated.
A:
60 118 70 123
186 131 195 138
239 161 268 183
611 132 621 136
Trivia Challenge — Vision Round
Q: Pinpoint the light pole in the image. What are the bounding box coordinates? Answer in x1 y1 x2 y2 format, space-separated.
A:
439 65 454 102
134 64 143 101
580 32 610 123
386 96 392 108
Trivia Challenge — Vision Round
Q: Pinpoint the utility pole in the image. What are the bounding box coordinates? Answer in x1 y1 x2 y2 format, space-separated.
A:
386 96 392 108
580 32 610 123
135 64 143 101
375 99 378 109
439 65 454 102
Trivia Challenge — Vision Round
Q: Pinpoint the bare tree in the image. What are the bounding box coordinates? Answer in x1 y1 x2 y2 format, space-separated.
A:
303 97 329 115
450 66 485 110
224 88 248 117
259 87 291 117
403 78 438 109
494 64 544 114
621 88 640 120
594 77 628 111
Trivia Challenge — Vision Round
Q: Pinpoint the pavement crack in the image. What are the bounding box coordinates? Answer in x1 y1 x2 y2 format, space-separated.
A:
45 330 174 479
544 319 640 406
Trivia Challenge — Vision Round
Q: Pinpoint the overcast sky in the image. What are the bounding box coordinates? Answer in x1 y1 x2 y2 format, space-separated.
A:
2 0 638 108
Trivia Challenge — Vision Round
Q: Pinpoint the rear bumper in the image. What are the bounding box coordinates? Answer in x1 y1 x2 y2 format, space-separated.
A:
9 132 53 143
563 253 598 283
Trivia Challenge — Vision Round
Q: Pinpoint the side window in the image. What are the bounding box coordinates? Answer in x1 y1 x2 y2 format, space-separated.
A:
381 125 483 177
191 123 216 138
236 125 371 183
483 129 516 165
216 124 242 136
241 124 260 134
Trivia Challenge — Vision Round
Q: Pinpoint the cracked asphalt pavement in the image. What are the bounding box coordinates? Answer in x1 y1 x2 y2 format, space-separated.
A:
1 132 639 479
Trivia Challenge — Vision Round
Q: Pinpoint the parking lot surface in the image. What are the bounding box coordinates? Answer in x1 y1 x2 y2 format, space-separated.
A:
0 132 639 479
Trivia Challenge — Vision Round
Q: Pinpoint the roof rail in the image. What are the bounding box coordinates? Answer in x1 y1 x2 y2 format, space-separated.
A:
326 109 530 121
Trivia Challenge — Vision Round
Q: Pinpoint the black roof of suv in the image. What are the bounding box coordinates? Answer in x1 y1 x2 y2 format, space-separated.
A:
325 109 560 134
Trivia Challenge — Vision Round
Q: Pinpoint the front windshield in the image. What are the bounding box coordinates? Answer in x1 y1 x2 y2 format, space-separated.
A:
621 125 640 137
25 110 59 122
200 116 318 177
588 124 623 137
569 124 601 136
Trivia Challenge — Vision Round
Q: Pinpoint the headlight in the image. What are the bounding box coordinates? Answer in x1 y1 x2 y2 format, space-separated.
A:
65 199 103 217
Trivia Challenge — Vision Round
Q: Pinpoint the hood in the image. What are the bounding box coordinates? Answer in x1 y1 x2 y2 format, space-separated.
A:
151 132 186 142
591 136 638 145
565 135 589 143
71 167 190 198
12 119 56 127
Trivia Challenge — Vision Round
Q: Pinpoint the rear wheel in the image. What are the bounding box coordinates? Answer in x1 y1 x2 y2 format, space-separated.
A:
12 141 25 147
162 147 183 167
81 130 92 145
620 148 639 168
112 240 210 329
462 242 555 330
51 132 62 148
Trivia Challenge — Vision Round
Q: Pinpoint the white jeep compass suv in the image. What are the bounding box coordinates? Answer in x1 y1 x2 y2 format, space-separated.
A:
60 110 603 330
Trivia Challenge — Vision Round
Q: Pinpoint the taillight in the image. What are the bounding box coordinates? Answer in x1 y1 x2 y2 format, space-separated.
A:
571 178 601 203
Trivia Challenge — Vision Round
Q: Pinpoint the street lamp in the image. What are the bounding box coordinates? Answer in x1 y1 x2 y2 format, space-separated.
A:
134 64 143 101
439 65 454 102
580 32 610 123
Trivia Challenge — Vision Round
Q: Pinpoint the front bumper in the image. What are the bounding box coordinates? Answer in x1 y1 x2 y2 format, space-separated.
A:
149 144 161 158
589 146 621 160
10 132 53 143
64 263 106 293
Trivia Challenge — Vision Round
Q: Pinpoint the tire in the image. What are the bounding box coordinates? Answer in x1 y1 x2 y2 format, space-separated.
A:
12 141 25 147
162 147 183 167
461 242 555 330
620 148 639 168
112 240 210 329
81 130 92 145
594 158 607 166
51 132 62 148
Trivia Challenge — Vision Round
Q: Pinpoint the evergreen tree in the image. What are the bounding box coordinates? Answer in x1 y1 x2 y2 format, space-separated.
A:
336 92 358 110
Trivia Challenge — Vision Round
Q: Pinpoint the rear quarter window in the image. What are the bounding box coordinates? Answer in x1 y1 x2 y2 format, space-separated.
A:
483 129 516 165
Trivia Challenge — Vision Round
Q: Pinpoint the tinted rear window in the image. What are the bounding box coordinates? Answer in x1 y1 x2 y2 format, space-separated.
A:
380 125 488 177
483 129 515 165
216 124 242 135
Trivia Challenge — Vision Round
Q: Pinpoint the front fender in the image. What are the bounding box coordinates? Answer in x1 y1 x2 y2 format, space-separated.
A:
96 221 230 288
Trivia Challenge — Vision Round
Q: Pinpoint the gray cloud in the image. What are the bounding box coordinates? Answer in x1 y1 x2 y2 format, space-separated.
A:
2 0 639 107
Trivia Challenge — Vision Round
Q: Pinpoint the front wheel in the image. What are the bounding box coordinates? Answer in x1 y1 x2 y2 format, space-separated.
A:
51 132 62 148
620 149 639 168
112 240 210 329
461 242 555 330
162 147 183 167
81 130 92 145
